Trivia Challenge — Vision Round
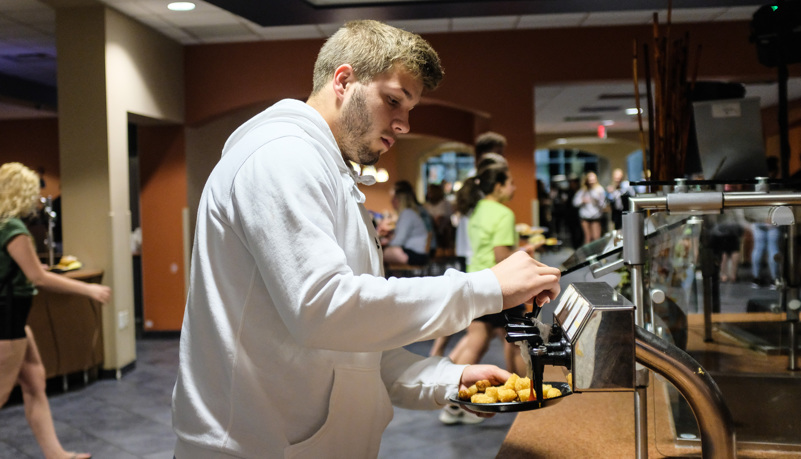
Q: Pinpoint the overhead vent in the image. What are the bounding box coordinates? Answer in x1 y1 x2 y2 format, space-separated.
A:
598 93 643 100
563 115 602 122
184 23 254 39
579 106 620 113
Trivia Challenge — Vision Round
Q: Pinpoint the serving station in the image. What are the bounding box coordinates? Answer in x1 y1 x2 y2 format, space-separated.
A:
497 179 801 458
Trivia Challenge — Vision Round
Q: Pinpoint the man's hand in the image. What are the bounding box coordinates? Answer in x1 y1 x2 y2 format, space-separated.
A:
458 364 512 418
490 251 561 309
459 364 511 392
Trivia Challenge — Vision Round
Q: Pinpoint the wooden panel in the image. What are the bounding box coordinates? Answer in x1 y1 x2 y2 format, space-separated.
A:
27 269 104 378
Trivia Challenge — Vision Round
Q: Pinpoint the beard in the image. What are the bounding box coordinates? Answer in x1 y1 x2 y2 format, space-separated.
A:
338 86 380 166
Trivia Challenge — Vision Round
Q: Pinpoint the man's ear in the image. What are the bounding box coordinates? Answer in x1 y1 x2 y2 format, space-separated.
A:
333 64 354 101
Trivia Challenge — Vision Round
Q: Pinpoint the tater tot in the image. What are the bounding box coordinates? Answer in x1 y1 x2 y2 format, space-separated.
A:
497 387 517 402
485 386 499 399
545 387 563 399
475 380 492 392
517 389 531 402
514 376 531 392
471 393 496 404
458 384 479 400
504 373 520 389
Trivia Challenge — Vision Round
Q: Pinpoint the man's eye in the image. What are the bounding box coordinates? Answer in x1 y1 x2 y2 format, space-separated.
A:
388 97 399 106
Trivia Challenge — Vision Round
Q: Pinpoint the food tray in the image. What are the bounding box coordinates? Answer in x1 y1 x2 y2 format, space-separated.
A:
448 381 572 413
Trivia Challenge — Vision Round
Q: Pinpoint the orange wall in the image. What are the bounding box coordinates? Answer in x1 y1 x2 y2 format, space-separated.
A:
184 21 797 223
138 125 187 331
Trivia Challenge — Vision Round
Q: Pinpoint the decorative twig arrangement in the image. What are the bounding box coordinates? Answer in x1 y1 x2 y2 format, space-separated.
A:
634 2 702 182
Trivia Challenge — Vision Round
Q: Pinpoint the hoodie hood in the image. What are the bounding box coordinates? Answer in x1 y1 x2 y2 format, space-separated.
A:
222 99 374 202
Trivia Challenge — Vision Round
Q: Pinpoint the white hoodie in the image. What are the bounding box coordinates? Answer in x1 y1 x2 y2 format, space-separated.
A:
172 99 502 458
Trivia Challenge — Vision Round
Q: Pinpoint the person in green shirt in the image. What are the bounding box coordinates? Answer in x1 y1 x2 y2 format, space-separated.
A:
0 162 111 459
439 163 547 425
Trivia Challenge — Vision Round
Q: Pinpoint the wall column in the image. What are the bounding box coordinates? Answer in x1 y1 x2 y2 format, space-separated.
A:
54 5 135 372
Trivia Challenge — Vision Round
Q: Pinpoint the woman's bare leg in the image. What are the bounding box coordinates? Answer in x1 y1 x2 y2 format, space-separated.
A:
580 220 592 245
17 326 90 459
448 321 493 365
429 335 451 357
0 337 28 407
590 220 602 242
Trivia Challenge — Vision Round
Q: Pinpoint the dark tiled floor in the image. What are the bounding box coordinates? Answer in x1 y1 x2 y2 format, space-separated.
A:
0 337 180 459
0 334 515 459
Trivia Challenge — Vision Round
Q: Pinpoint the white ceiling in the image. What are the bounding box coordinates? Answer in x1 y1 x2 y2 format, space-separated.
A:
1 0 798 134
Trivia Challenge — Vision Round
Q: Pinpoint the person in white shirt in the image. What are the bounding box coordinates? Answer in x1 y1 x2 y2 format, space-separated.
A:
383 180 432 265
172 20 561 458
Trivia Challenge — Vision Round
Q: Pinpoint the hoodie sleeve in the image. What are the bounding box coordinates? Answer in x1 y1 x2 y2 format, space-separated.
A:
231 135 503 352
380 348 466 409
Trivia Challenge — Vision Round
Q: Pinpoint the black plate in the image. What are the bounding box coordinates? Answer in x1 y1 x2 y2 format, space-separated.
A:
448 381 572 413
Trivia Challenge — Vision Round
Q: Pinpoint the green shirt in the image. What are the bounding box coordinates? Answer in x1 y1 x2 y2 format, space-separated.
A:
466 199 516 273
0 217 36 297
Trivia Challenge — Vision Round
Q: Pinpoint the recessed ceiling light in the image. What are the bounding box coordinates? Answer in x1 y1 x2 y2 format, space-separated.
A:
168 2 196 11
625 108 642 115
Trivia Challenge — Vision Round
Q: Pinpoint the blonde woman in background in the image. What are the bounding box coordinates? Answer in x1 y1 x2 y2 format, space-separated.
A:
0 162 111 459
572 171 606 245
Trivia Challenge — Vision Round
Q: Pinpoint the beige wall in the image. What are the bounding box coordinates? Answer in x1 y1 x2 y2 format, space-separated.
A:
55 5 184 370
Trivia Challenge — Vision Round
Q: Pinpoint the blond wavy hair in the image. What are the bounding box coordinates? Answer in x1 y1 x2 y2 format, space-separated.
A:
311 20 444 95
0 162 41 224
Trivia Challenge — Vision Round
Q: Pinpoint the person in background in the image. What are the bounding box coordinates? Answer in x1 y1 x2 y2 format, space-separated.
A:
0 162 111 459
423 182 455 255
606 168 634 230
749 157 781 288
381 180 433 265
438 164 540 425
429 152 509 358
171 20 561 458
453 152 508 266
572 171 606 245
536 179 551 230
710 189 747 284
474 131 507 161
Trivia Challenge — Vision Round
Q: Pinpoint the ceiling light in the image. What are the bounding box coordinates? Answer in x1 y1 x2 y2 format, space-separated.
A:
375 168 389 183
168 2 196 11
625 108 642 115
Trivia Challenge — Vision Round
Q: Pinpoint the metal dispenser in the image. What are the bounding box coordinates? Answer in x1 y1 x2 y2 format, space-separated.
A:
506 281 736 458
555 282 636 392
506 282 634 404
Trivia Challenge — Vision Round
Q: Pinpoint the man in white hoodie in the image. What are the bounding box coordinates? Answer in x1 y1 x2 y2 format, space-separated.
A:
172 20 561 458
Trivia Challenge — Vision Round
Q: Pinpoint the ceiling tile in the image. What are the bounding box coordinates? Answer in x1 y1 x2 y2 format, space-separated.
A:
386 18 451 34
244 23 324 41
654 8 726 23
451 15 518 32
582 10 653 27
517 13 586 29
159 10 242 27
717 6 760 21
317 22 342 37
183 23 256 39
